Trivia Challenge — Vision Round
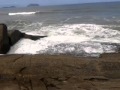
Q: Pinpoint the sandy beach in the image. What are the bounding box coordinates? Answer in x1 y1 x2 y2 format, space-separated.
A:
0 53 120 90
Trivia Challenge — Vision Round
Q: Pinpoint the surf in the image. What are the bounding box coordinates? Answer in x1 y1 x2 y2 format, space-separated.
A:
7 23 120 57
8 12 37 16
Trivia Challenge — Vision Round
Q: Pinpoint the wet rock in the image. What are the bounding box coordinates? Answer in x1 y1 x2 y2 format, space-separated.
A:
8 30 25 46
0 22 47 54
8 30 47 46
0 24 10 54
24 34 47 40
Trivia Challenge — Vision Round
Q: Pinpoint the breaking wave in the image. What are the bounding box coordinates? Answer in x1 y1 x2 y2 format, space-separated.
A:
8 12 37 16
8 11 64 16
8 23 120 57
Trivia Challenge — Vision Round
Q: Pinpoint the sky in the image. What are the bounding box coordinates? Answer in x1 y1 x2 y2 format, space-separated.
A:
0 0 120 7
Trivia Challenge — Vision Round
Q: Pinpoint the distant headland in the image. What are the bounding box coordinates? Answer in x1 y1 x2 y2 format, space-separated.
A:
2 6 16 8
27 4 40 7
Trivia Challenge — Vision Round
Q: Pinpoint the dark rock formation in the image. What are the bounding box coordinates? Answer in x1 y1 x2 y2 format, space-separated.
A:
8 30 47 46
24 34 47 40
8 30 25 46
0 24 10 54
0 24 47 54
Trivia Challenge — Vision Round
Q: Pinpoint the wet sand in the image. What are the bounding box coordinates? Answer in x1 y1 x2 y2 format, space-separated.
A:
0 53 120 90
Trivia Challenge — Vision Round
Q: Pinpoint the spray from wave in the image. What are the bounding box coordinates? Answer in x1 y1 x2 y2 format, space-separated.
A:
7 23 120 57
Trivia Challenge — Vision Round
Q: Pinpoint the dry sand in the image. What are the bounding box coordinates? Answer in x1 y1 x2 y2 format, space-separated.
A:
0 53 120 90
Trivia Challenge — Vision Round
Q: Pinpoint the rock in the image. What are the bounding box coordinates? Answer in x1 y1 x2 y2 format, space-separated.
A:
84 76 109 81
0 23 47 54
0 54 120 89
8 30 25 46
24 34 47 40
0 24 10 54
8 30 47 46
0 81 19 90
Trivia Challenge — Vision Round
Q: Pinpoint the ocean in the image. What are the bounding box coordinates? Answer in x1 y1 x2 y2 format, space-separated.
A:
0 2 120 57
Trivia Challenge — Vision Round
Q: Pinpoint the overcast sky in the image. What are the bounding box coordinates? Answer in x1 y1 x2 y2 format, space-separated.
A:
0 0 120 7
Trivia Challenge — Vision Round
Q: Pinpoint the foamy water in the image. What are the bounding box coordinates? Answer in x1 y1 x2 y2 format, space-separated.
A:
8 12 37 16
8 23 120 57
3 2 120 57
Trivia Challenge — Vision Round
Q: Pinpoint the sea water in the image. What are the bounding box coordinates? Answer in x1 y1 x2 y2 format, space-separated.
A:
0 2 120 57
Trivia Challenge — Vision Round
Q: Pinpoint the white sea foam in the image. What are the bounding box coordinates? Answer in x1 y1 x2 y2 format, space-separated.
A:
8 23 120 56
8 12 36 16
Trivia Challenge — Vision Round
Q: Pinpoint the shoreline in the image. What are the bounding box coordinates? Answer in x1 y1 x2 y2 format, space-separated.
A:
0 53 120 90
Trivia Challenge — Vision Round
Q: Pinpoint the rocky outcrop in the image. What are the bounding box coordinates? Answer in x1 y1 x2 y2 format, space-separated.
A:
0 24 47 54
8 30 47 46
0 24 10 54
0 53 120 90
24 34 47 40
8 30 25 46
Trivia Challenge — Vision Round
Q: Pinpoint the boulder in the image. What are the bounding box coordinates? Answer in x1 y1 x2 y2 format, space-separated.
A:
0 23 47 54
8 30 47 46
0 24 10 54
8 30 25 46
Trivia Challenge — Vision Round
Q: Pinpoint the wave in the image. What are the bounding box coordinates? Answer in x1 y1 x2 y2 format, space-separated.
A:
7 23 120 57
8 12 37 16
8 11 61 16
7 8 98 16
